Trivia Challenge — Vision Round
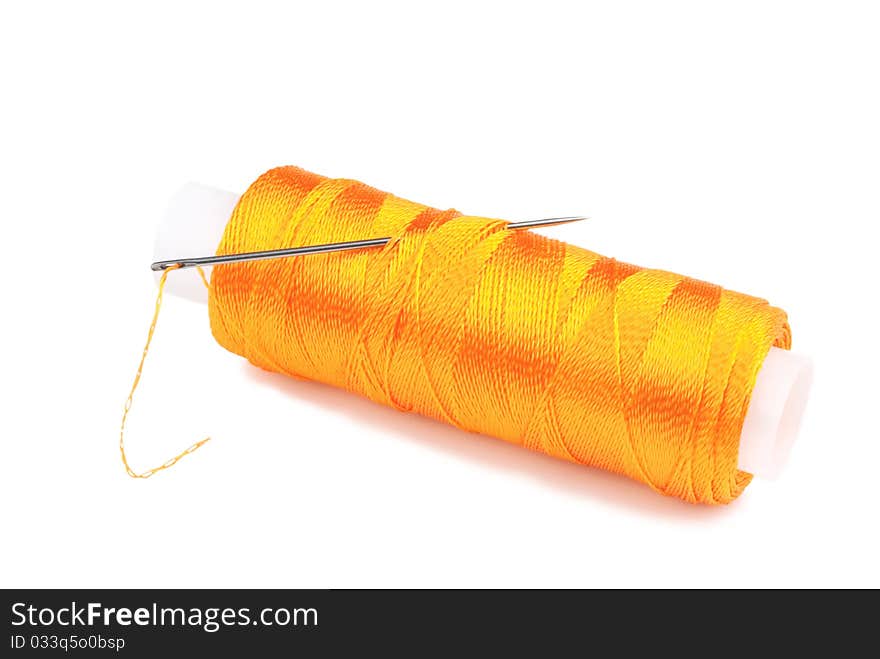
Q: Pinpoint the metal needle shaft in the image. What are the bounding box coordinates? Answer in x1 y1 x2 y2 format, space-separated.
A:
150 216 588 271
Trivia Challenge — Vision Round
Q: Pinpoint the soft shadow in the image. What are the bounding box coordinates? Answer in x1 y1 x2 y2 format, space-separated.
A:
242 364 744 521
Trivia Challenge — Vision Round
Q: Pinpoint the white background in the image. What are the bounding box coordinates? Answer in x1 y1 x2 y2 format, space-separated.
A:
1 1 878 588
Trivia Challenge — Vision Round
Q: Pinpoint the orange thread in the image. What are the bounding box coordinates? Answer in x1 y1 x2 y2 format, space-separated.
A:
120 266 210 478
200 167 792 504
126 166 791 504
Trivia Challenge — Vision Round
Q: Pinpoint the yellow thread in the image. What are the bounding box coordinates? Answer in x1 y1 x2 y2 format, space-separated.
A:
126 166 791 505
120 266 210 478
207 167 790 504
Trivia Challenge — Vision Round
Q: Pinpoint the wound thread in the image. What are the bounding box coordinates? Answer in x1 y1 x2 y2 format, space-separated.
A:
190 166 790 504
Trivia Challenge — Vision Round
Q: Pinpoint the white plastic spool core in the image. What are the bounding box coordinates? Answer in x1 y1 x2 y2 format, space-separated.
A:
154 183 813 479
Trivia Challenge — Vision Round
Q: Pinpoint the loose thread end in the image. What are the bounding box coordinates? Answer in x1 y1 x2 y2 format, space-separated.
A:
120 265 211 479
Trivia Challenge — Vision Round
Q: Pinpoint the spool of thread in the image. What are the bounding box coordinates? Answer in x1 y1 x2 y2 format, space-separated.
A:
145 167 812 503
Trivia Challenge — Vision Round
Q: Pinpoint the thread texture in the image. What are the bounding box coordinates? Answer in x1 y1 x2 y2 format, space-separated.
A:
207 166 790 504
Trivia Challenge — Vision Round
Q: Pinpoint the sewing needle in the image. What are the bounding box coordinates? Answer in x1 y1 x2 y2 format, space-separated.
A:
151 216 588 271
